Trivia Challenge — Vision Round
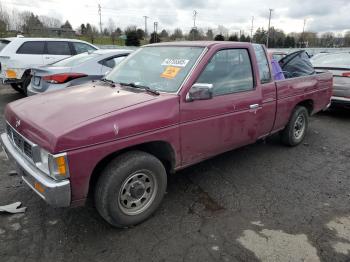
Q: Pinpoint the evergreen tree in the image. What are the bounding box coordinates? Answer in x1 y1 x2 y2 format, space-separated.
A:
126 30 141 46
214 34 225 41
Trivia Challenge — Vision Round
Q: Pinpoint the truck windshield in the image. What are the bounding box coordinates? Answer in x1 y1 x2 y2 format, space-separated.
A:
105 46 205 93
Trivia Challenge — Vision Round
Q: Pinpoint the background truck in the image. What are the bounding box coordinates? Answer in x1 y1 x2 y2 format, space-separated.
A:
1 41 332 227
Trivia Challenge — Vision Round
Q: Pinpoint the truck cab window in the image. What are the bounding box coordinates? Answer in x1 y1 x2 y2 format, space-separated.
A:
253 44 272 84
196 49 254 96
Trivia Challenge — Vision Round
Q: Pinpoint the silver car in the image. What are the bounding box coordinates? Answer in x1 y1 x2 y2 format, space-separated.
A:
27 49 132 96
312 52 350 108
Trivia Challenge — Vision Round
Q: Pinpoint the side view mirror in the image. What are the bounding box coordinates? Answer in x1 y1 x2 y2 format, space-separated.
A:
186 83 213 102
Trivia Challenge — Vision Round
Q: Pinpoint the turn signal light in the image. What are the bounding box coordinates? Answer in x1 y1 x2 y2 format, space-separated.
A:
34 182 45 193
55 156 67 177
6 69 17 78
43 73 87 84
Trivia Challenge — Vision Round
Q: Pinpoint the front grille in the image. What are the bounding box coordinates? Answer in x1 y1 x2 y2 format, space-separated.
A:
6 123 35 161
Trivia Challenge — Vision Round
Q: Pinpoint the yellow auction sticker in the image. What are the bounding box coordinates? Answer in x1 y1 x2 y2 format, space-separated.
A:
161 66 181 79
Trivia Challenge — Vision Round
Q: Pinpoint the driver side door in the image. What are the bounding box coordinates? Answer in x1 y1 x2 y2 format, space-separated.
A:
180 48 262 166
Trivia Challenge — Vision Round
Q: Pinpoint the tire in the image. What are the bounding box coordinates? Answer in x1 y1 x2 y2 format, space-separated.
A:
281 106 309 146
10 83 24 94
22 74 32 96
94 151 167 228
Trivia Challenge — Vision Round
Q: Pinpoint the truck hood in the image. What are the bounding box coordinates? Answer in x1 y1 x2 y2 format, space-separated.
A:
5 83 158 152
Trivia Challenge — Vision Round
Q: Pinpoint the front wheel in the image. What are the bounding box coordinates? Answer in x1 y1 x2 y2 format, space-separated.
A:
281 106 309 146
94 151 167 228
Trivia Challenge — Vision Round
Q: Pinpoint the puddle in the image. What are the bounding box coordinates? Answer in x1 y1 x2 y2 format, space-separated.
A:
198 191 224 212
238 228 320 261
327 216 350 255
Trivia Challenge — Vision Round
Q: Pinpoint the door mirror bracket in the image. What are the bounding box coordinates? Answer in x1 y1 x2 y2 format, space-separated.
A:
186 83 214 102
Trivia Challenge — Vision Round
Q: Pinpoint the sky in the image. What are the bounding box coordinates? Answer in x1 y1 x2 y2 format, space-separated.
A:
3 0 350 35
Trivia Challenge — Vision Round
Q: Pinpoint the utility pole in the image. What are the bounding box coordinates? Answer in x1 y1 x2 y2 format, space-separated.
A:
193 10 198 28
153 22 158 43
301 18 307 47
98 4 102 34
250 16 254 42
143 16 149 37
266 8 273 48
192 10 198 41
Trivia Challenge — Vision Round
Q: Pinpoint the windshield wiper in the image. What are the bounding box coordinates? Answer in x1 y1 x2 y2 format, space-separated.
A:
118 82 160 96
100 78 116 86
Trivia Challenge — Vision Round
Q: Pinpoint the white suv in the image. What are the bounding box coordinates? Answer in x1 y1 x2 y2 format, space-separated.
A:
0 37 98 94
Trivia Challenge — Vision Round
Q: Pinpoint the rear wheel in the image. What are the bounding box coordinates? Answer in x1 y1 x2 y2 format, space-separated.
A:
94 151 167 228
281 106 309 146
21 74 32 96
10 83 24 94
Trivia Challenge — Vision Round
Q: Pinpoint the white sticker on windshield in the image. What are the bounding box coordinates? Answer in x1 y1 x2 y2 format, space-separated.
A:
161 59 189 67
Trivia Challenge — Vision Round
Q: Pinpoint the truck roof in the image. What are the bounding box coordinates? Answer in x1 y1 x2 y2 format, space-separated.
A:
144 41 256 48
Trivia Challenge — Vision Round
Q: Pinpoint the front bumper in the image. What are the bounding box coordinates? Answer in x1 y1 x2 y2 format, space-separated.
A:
0 133 71 207
26 84 41 96
331 96 350 107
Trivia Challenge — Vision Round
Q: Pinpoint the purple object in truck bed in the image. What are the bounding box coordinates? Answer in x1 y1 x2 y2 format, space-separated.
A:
271 59 285 80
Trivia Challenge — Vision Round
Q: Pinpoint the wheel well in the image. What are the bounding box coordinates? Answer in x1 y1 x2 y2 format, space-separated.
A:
87 141 176 198
297 99 314 115
21 69 31 80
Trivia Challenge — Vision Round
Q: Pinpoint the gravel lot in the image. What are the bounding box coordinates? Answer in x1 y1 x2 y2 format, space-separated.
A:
0 85 349 262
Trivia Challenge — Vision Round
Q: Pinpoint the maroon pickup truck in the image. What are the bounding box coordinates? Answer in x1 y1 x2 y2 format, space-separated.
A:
1 42 332 227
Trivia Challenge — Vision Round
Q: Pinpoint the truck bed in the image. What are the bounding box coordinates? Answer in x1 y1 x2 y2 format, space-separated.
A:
273 72 333 131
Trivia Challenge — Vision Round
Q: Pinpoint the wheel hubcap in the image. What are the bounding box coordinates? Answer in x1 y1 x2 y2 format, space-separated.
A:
118 171 157 216
294 114 305 140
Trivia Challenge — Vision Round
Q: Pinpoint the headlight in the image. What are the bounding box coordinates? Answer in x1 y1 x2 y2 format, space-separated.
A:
36 148 70 180
36 148 50 174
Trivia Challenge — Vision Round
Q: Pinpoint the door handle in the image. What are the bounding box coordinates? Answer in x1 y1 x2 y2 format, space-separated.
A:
249 104 260 109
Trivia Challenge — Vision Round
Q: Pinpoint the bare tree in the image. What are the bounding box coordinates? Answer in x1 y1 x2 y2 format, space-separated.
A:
320 32 335 47
216 25 229 38
105 18 116 43
345 31 350 47
107 18 116 35
170 28 183 40
39 15 61 28
86 24 99 43
10 9 24 31
0 2 9 35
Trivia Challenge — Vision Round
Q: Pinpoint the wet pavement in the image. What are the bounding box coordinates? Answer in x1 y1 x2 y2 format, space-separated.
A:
0 86 349 262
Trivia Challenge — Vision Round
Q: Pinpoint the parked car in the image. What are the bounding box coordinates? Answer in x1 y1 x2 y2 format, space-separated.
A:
311 52 350 108
1 42 332 228
27 49 132 96
268 50 287 61
0 37 98 94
